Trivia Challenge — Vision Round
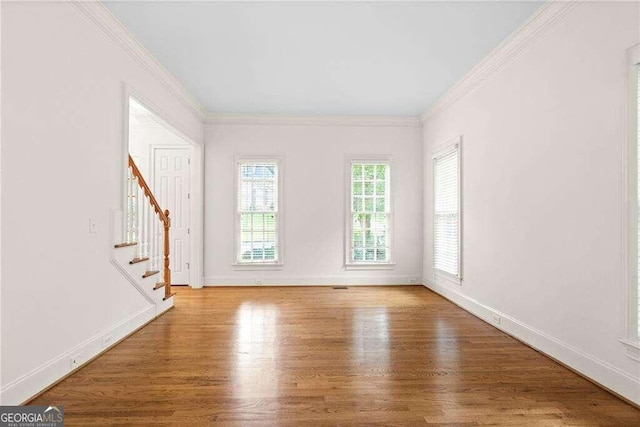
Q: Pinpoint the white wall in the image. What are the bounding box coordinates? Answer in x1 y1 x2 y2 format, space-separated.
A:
1 2 203 403
129 117 191 182
204 119 423 285
423 2 640 404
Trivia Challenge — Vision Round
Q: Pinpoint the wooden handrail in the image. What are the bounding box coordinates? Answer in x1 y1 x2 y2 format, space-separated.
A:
128 155 168 224
128 155 171 298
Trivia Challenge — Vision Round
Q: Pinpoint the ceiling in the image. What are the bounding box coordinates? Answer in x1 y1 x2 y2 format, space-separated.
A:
104 1 543 116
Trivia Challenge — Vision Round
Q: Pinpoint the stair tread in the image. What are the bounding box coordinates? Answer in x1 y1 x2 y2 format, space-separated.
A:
153 282 166 290
142 270 160 278
163 292 177 301
130 257 149 265
114 242 138 248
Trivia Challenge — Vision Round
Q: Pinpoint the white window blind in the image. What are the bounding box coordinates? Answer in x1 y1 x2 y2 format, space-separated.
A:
434 144 461 277
349 162 391 263
237 161 279 263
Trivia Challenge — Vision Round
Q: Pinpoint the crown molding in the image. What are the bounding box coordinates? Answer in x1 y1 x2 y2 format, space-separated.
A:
205 113 422 128
421 0 581 122
68 0 207 121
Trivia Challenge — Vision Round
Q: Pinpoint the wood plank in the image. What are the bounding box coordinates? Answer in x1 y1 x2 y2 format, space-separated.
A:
113 242 137 248
29 286 640 425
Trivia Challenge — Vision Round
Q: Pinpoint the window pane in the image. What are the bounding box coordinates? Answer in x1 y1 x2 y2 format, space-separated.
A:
375 198 385 212
364 165 375 179
376 165 386 180
376 181 386 196
364 197 374 212
364 181 374 195
264 214 277 231
353 197 363 212
252 214 264 230
365 249 375 261
353 230 363 247
353 249 364 261
352 164 362 180
365 230 374 247
353 181 363 196
376 249 387 262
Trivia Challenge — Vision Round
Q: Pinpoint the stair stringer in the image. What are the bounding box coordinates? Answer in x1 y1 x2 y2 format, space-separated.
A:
110 210 174 316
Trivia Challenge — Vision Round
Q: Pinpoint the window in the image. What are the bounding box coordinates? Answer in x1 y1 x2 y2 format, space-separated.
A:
235 159 282 265
347 159 392 266
433 139 461 279
635 62 640 341
628 46 640 344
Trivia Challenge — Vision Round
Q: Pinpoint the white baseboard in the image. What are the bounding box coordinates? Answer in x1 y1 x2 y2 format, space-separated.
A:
203 275 422 286
0 305 156 405
423 281 640 406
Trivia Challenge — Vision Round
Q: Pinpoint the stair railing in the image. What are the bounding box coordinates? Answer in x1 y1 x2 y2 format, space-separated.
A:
126 155 171 298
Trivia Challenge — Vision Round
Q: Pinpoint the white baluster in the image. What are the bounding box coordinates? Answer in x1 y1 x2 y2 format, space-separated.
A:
140 196 149 258
127 167 134 243
152 210 158 270
156 215 161 271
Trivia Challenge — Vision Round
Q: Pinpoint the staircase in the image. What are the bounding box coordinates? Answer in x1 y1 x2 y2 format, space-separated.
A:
111 155 176 314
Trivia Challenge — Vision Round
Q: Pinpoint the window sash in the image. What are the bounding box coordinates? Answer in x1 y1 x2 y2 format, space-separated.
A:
635 64 640 339
236 161 280 264
433 144 461 277
349 161 391 264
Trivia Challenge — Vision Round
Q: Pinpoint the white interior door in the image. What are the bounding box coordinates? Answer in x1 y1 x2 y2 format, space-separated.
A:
154 147 190 285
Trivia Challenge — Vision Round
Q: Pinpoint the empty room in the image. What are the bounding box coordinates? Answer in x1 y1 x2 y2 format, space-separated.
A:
2 0 640 425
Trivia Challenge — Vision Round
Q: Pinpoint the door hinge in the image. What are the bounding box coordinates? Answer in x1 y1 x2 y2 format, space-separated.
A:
186 262 190 270
187 228 190 234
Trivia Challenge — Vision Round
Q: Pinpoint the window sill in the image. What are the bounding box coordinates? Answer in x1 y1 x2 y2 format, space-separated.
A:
620 339 640 362
232 263 283 271
434 269 462 286
344 263 396 271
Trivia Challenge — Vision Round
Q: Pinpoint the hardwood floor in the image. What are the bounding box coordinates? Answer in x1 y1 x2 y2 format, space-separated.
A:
31 286 640 425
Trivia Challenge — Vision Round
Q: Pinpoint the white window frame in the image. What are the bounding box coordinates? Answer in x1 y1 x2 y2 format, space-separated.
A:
344 155 395 270
233 155 284 270
622 44 640 356
432 136 463 286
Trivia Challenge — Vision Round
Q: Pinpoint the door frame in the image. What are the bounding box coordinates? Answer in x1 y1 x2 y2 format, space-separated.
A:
121 83 204 288
150 145 195 286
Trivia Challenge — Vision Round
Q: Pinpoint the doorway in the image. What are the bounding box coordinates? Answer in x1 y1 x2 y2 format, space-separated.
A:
127 95 198 287
152 147 191 285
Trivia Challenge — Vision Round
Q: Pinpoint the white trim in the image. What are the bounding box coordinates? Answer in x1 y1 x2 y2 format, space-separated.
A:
624 44 640 346
621 340 640 362
344 263 397 271
434 269 462 287
432 136 463 280
68 1 206 120
123 89 205 287
344 155 395 268
421 1 580 122
206 113 422 128
233 155 285 266
0 305 156 405
203 276 420 286
630 44 640 66
423 282 640 406
232 263 284 271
